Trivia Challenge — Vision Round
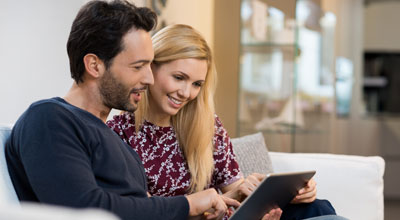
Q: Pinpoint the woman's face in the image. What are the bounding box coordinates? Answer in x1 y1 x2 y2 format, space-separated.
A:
149 58 208 118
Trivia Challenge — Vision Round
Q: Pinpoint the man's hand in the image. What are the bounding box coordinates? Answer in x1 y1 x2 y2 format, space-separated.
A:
291 178 317 204
186 188 240 220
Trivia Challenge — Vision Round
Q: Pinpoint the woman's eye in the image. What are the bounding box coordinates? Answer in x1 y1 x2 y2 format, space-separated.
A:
193 82 203 87
134 66 143 70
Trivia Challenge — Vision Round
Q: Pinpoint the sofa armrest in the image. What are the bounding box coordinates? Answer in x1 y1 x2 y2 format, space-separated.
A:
0 203 120 220
269 152 385 220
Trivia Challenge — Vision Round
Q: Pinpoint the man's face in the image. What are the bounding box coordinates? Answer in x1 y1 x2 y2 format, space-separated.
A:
99 29 154 112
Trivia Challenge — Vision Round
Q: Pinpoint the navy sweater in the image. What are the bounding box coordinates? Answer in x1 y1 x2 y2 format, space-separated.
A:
5 97 189 220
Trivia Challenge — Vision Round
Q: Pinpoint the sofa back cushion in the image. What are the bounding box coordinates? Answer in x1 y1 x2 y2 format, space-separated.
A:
231 132 273 177
270 152 385 220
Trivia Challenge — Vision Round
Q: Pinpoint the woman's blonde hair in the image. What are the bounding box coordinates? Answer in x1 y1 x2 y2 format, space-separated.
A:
135 24 217 193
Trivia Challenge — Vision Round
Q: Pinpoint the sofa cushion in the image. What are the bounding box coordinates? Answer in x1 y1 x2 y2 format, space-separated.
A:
269 152 385 220
231 132 273 177
0 202 119 220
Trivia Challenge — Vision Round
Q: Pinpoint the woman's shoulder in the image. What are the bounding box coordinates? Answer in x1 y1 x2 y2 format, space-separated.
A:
213 114 228 136
106 111 136 130
213 114 234 150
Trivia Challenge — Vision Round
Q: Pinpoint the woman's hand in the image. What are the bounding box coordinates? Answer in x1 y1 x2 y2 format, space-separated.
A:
222 174 282 220
237 173 266 198
291 178 317 204
261 208 282 220
221 173 265 201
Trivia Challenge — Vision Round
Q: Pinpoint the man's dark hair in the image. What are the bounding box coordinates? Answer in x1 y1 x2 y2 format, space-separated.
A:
67 0 157 83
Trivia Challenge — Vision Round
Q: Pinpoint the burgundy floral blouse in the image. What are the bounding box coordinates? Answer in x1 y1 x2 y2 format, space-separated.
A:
106 112 242 197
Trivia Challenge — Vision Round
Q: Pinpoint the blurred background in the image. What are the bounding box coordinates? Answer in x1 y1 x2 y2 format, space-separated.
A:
0 0 399 218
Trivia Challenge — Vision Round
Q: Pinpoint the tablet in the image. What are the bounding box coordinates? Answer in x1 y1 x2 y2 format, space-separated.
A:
229 170 316 220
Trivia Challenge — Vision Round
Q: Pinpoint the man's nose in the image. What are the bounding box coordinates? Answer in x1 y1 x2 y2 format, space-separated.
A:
142 65 154 85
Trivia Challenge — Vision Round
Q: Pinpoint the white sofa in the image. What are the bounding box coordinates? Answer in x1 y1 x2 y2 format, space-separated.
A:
232 132 385 220
0 203 120 220
1 124 385 220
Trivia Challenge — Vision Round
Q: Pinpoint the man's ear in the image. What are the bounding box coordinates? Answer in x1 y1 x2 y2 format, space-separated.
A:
83 53 105 79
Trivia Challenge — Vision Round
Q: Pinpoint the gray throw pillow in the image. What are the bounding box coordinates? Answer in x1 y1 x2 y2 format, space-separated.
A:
231 132 274 177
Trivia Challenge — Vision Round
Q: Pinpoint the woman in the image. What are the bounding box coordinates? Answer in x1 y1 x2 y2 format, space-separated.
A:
107 24 336 220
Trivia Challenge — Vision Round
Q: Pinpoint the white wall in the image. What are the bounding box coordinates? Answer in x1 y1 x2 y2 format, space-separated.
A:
0 0 215 125
157 0 214 49
0 0 85 124
364 1 400 51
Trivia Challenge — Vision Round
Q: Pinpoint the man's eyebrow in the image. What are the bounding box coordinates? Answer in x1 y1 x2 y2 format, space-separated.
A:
177 71 189 78
129 59 152 65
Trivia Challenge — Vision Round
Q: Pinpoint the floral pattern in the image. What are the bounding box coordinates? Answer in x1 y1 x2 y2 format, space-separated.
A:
107 112 242 197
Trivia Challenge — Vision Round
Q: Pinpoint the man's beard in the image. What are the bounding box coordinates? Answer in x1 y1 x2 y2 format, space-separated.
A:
99 69 137 112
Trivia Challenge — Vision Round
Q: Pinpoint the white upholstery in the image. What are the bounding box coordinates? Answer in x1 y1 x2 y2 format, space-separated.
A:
0 203 120 220
231 133 385 220
0 124 19 205
270 152 385 220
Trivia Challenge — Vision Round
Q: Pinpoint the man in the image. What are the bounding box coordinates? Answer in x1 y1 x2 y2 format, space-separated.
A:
5 1 239 220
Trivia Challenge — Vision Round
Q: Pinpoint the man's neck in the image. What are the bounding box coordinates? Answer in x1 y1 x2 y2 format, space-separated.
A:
64 82 111 123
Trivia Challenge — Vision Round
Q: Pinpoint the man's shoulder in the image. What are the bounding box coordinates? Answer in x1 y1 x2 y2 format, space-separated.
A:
24 97 64 113
15 97 81 129
29 97 65 109
27 97 91 118
8 98 78 153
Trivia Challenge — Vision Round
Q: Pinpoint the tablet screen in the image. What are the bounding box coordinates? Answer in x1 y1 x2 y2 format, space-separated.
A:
229 170 316 220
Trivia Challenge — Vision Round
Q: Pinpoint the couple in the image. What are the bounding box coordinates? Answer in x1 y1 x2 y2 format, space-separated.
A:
5 1 344 220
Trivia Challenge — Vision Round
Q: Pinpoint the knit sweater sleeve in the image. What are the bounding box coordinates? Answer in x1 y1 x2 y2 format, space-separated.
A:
7 102 189 220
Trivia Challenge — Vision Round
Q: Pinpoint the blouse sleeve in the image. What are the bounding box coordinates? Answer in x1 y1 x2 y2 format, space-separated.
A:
106 112 137 146
211 115 243 189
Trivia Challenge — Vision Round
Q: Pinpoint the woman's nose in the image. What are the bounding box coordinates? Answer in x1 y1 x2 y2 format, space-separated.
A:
177 83 191 99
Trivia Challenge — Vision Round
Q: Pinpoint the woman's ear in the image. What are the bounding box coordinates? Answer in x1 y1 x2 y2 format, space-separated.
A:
83 53 105 79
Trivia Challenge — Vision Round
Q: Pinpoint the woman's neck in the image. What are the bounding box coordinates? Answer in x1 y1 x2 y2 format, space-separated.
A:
146 109 172 127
